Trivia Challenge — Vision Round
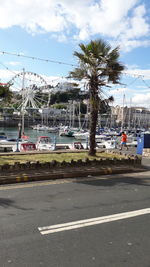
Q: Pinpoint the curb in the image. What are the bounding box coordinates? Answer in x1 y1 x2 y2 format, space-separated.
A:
0 166 145 185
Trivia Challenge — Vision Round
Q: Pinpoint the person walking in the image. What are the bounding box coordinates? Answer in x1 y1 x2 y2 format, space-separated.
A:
120 131 128 150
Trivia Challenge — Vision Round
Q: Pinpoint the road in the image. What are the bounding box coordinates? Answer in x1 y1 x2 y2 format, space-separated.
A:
0 170 150 267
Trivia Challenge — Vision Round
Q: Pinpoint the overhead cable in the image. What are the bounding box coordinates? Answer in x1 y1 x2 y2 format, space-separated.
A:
0 51 77 67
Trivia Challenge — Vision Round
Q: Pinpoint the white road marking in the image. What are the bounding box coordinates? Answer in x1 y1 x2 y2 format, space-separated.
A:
38 208 150 235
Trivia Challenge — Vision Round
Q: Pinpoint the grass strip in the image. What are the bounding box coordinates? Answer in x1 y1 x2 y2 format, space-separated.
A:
0 152 125 165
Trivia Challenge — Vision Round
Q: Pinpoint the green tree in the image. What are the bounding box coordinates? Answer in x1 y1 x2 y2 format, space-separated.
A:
0 83 13 104
70 39 125 156
50 88 83 104
99 96 114 114
51 103 67 109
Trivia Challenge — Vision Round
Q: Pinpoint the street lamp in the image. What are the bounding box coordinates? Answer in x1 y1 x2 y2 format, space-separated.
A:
15 122 21 152
18 122 21 139
53 136 56 151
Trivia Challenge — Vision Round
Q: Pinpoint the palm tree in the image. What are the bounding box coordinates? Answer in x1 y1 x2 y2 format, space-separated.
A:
69 39 125 156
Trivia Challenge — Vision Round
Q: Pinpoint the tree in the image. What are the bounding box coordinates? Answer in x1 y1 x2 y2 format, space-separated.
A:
51 103 67 109
50 88 82 105
0 83 13 102
69 39 125 156
99 96 114 114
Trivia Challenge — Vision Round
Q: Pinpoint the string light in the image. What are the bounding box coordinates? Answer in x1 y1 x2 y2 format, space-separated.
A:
1 51 150 92
141 77 150 88
1 50 150 80
0 61 73 87
0 50 77 67
123 71 150 79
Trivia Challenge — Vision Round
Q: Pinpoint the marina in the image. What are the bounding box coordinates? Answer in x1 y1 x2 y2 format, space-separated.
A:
0 126 86 152
0 126 138 152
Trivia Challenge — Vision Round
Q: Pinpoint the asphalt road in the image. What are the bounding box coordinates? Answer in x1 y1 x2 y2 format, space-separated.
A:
0 170 150 267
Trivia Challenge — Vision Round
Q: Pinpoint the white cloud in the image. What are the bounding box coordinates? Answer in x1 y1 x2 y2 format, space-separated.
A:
110 87 130 95
0 0 149 51
125 68 150 79
126 5 149 39
6 61 22 66
0 69 16 80
132 93 150 107
119 39 150 52
41 74 68 86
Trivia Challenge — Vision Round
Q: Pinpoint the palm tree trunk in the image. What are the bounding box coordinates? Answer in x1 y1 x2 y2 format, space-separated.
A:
88 84 99 156
88 104 98 156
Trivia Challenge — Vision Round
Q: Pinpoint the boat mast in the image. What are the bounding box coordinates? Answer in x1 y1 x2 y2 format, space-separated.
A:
69 101 72 128
21 68 25 135
72 100 75 128
121 94 125 132
86 100 89 129
78 101 81 129
128 98 132 129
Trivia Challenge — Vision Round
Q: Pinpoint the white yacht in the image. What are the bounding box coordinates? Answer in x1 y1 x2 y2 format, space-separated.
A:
36 136 53 151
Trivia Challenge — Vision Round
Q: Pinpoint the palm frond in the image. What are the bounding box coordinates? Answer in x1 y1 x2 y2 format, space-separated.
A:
69 68 87 80
70 38 125 89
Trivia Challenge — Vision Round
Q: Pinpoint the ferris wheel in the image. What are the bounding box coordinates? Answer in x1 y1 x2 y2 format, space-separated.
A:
8 70 51 111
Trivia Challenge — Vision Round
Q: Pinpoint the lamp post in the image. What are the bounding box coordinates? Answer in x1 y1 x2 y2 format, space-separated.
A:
53 136 56 151
16 122 21 152
18 122 21 139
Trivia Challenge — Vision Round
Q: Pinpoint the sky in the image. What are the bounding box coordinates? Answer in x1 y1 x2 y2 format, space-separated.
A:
0 0 150 108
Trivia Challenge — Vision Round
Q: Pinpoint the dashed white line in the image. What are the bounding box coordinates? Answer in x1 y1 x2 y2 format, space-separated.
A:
38 208 150 235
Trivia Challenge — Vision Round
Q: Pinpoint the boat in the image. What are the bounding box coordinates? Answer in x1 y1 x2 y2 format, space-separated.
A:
47 127 59 133
74 131 111 143
11 140 36 152
0 137 22 152
59 127 74 137
11 134 36 152
19 142 37 152
95 134 110 142
127 140 137 147
74 131 89 140
103 139 118 149
0 139 17 152
36 136 53 151
32 124 50 131
0 130 31 152
0 132 7 146
0 138 18 145
0 132 7 140
73 142 84 149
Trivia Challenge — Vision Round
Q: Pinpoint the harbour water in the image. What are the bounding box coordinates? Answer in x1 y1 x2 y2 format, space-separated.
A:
0 127 76 144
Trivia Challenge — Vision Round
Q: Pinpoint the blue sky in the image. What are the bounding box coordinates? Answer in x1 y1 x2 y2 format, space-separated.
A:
0 0 150 107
